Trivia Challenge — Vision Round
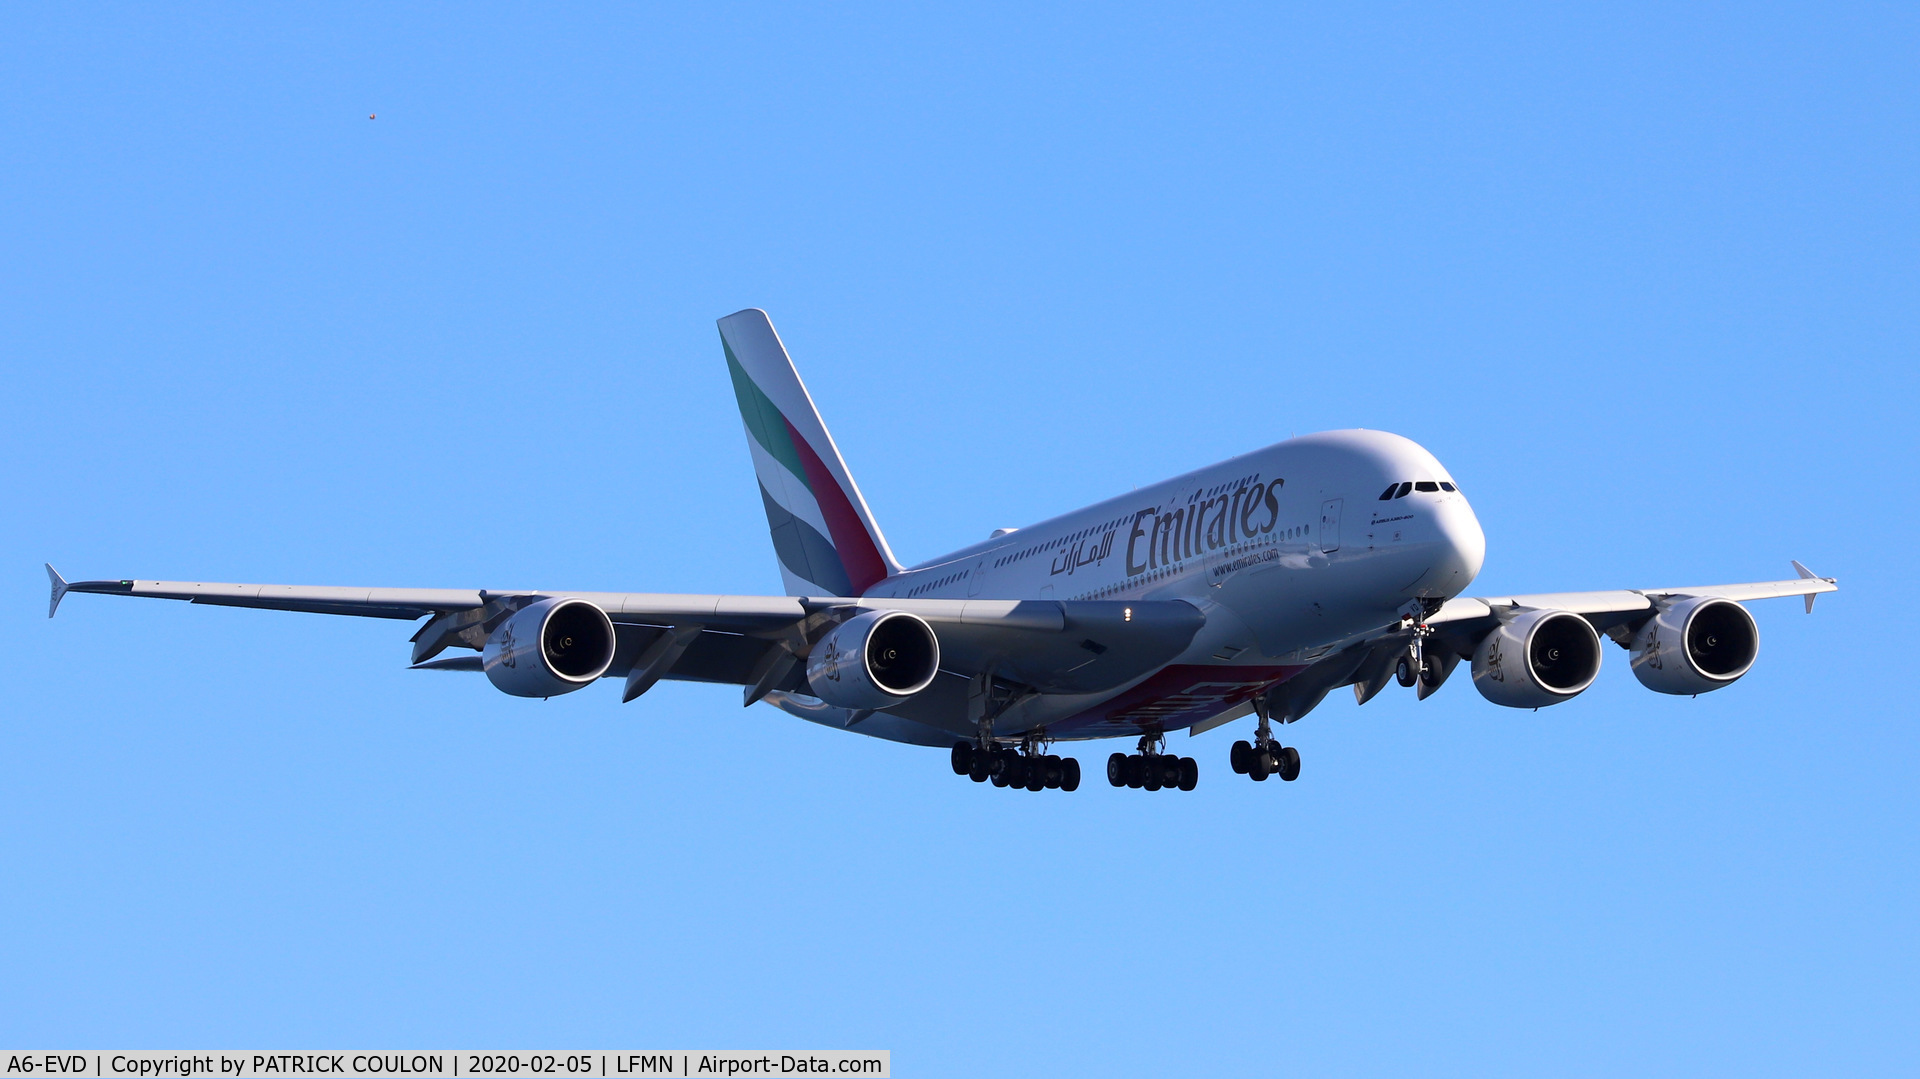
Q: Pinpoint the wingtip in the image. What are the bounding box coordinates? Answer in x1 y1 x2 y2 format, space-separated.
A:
45 563 68 619
1791 560 1837 613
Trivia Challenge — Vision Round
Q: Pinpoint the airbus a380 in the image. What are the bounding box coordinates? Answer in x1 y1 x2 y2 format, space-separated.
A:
48 309 1838 792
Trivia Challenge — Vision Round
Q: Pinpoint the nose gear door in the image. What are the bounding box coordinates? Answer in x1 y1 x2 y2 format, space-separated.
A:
1319 498 1343 553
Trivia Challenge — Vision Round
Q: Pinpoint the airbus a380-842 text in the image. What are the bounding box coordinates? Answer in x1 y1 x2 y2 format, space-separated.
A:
47 310 1838 792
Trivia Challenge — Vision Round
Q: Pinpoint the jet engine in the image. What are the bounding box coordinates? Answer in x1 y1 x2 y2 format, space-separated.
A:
482 597 617 698
1629 596 1758 694
805 610 941 710
1471 608 1602 708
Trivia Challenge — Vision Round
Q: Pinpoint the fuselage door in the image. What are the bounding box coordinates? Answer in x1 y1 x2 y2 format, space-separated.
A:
968 557 988 597
1319 498 1343 553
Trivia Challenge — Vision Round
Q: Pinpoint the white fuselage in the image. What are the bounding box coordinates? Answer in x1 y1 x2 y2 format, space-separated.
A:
863 430 1487 739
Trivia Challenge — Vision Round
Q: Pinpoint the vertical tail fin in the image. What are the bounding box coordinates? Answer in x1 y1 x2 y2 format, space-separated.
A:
718 309 901 597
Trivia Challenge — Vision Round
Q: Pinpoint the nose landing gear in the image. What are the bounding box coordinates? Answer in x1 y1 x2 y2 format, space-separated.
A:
1231 699 1301 782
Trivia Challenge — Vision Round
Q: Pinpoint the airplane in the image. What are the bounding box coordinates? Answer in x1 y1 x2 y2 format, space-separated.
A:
45 309 1838 792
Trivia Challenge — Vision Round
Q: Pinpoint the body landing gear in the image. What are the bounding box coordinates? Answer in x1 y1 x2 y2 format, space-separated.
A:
1231 700 1301 782
1107 733 1198 792
950 739 1079 792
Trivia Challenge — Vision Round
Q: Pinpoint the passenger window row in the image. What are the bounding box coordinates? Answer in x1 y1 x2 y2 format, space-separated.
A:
1378 480 1456 500
907 570 967 597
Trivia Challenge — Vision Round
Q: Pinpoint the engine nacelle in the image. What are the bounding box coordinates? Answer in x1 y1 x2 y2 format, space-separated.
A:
1471 608 1602 708
805 610 941 710
1630 596 1758 695
482 598 617 698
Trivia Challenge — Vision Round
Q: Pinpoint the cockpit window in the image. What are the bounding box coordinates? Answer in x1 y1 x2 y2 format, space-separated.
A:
1385 480 1458 497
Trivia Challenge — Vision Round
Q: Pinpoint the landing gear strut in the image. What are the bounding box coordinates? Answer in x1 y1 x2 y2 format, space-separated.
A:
1107 731 1199 792
1395 612 1438 688
1230 699 1300 782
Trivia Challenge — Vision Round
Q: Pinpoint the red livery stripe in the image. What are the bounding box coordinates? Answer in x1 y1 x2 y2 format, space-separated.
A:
783 416 889 594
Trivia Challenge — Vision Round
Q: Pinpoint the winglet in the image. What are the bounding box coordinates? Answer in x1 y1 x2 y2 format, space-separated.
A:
1792 560 1823 613
45 564 69 619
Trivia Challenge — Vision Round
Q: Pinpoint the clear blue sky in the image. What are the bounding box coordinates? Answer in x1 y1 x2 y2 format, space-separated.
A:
4 3 1916 1074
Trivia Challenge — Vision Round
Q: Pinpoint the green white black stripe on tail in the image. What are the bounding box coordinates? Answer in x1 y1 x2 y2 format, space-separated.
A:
718 309 901 597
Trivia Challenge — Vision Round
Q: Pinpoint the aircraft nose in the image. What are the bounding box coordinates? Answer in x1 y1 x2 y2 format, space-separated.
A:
1429 497 1486 596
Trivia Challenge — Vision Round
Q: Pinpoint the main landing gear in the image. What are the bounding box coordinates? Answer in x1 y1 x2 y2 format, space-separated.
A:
1107 733 1199 792
1231 700 1301 782
950 740 1080 792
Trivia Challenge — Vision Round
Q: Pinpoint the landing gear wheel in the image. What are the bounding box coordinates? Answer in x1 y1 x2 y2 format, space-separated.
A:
951 742 973 776
969 755 991 782
1061 758 1081 792
1249 750 1271 781
1142 757 1163 791
1177 757 1199 792
1042 756 1064 789
1107 753 1128 787
1396 656 1419 687
1007 754 1030 788
1278 746 1301 782
1126 755 1147 789
991 765 1011 787
1230 740 1252 775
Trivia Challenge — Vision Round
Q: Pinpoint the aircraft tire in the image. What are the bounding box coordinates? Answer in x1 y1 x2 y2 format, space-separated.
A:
1396 656 1418 687
1279 746 1301 782
1107 753 1128 787
1142 757 1163 791
951 742 973 776
1230 740 1252 774
1177 757 1199 792
1126 755 1147 789
1061 758 1081 792
1249 751 1271 782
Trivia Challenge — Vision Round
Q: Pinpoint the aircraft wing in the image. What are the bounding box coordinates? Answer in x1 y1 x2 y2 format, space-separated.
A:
1429 561 1839 635
44 566 1205 700
1205 562 1842 732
